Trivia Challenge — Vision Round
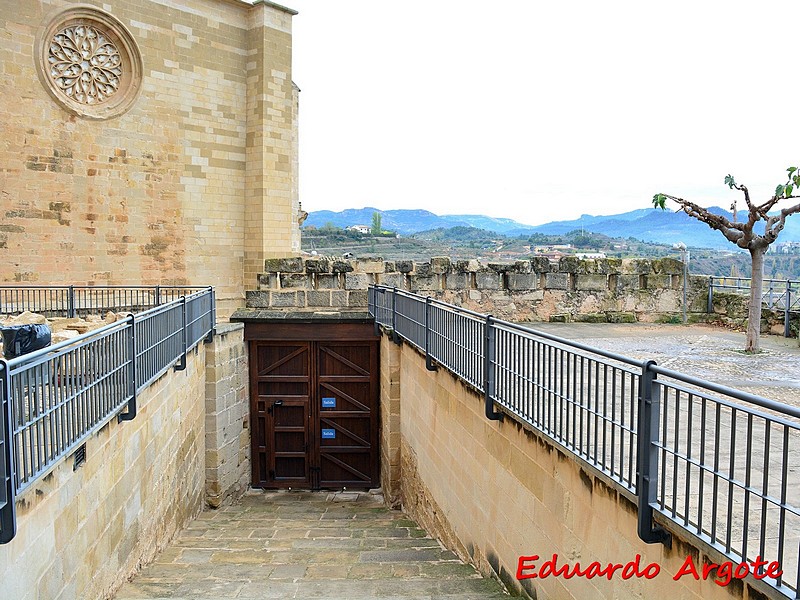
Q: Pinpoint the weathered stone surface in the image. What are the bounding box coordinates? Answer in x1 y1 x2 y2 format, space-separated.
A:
453 259 480 273
487 262 512 273
576 312 608 323
331 291 349 307
384 260 397 273
621 258 652 274
345 273 370 290
348 290 369 307
549 313 571 322
430 257 451 274
264 257 304 273
507 274 538 291
396 260 414 274
645 274 672 289
608 311 637 323
558 256 581 273
331 260 354 273
306 291 332 307
380 273 405 288
280 273 310 289
475 273 502 290
414 262 433 276
575 274 608 291
544 272 570 290
616 274 641 290
305 258 331 273
530 256 552 273
245 290 270 308
354 257 385 274
409 276 440 292
512 260 533 274
652 257 683 275
316 274 341 289
445 273 471 290
270 292 299 308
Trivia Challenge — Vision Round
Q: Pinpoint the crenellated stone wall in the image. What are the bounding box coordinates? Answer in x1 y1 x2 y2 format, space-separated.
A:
245 255 708 323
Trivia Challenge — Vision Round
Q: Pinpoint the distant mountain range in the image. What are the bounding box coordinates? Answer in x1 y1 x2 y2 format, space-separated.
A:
304 206 800 249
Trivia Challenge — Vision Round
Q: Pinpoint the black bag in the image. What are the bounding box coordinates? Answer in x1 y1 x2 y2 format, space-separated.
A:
1 323 52 359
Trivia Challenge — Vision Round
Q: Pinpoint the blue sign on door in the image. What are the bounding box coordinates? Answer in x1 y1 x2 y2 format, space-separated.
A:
322 397 336 408
321 428 336 439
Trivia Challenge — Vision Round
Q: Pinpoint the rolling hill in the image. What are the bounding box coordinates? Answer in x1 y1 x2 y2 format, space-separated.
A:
304 207 800 248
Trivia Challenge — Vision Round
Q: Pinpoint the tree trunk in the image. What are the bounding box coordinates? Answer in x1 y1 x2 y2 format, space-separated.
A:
746 247 766 353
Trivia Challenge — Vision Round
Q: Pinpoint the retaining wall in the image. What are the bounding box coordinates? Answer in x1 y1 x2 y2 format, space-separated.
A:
380 334 778 600
0 327 250 600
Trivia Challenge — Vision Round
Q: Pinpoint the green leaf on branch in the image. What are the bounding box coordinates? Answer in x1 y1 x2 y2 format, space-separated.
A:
776 184 785 197
788 166 797 174
724 174 736 189
652 194 667 210
785 184 794 198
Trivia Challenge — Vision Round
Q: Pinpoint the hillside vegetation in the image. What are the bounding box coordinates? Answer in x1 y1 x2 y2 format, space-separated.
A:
302 225 800 280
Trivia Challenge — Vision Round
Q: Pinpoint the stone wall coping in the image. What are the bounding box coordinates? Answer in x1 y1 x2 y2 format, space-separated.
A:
251 0 299 16
214 322 244 335
231 308 372 322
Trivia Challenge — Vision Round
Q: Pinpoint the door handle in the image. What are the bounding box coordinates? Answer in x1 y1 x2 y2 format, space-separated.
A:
268 400 284 414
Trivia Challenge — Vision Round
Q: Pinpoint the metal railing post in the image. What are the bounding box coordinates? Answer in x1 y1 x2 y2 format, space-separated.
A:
391 287 400 344
483 315 502 421
155 285 161 307
67 285 75 318
175 296 187 371
119 314 137 422
707 276 714 314
0 360 16 544
785 280 791 338
636 360 670 546
425 296 436 371
204 287 216 343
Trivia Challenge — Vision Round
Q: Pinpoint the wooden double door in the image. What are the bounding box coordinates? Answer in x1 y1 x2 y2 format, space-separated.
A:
247 322 379 490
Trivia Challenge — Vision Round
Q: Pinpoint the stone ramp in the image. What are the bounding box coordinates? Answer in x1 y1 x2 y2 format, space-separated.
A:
113 491 508 600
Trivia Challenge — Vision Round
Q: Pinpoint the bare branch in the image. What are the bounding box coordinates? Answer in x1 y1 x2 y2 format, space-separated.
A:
663 195 746 245
764 201 800 243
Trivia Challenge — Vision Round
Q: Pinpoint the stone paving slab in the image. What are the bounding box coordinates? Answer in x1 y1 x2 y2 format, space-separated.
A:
113 491 508 600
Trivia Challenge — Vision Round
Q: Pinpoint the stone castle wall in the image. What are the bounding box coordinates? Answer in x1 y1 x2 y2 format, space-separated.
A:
245 255 707 322
0 0 300 318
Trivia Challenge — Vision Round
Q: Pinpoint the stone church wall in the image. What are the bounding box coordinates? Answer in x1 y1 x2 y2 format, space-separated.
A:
0 0 301 318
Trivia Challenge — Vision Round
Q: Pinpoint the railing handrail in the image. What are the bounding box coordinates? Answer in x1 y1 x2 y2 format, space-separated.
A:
0 286 215 545
370 284 800 598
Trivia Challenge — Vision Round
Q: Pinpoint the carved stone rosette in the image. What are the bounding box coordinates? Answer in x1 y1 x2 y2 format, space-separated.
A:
35 5 143 120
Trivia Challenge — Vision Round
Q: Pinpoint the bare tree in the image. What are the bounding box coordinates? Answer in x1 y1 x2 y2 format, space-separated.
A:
653 167 800 353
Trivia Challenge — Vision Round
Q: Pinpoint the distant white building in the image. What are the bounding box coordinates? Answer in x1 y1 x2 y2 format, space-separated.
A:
575 252 607 259
348 225 371 234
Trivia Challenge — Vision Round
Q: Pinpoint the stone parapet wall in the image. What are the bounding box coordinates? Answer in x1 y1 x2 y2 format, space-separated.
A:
247 256 707 322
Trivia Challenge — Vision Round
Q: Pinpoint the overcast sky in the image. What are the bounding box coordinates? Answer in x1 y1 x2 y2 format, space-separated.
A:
287 1 799 226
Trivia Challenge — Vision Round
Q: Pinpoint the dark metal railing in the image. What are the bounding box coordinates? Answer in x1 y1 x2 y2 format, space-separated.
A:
369 285 800 598
0 287 215 544
708 277 799 337
0 285 209 318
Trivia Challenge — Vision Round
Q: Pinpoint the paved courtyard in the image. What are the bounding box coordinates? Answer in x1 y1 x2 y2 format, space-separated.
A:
532 323 800 406
113 491 509 600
